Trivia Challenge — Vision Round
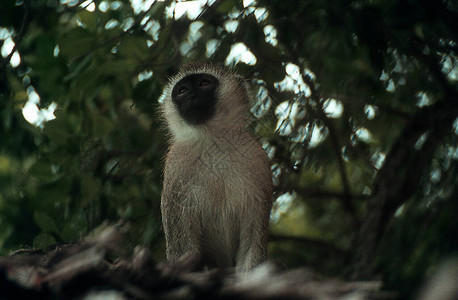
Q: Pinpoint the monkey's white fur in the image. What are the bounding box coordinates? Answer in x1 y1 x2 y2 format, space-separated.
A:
160 64 272 272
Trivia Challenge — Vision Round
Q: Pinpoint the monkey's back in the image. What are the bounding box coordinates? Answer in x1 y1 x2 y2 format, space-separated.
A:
161 130 272 270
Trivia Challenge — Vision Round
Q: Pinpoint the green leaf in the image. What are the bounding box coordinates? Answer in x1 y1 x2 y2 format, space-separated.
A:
91 113 115 138
118 37 150 61
33 212 59 235
216 0 243 14
81 174 102 205
33 233 56 250
61 213 88 241
98 59 135 75
78 10 99 29
58 28 96 57
63 53 94 81
43 111 75 146
28 159 58 182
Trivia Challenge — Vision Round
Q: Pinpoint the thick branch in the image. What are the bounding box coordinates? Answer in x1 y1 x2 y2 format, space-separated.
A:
353 91 458 279
319 110 359 222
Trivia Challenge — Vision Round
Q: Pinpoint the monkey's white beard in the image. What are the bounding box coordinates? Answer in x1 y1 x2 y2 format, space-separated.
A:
162 99 206 142
170 119 206 142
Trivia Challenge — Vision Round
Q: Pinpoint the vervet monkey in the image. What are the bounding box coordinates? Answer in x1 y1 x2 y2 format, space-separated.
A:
160 63 273 272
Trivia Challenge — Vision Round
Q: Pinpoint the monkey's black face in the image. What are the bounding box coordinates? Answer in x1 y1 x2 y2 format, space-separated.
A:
172 73 219 125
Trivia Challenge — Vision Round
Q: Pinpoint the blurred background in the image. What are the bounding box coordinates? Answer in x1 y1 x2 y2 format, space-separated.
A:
0 0 457 298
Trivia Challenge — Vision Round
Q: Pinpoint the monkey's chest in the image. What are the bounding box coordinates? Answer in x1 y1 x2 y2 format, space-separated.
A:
170 143 250 209
165 139 254 211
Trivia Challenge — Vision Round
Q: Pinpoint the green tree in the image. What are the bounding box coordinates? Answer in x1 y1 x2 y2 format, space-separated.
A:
0 0 457 298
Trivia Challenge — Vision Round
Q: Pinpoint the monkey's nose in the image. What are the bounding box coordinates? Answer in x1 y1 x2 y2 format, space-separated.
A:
175 92 195 106
187 93 197 103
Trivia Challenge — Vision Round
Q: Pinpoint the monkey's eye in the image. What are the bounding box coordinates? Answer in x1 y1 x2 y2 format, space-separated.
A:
178 86 187 95
199 79 210 87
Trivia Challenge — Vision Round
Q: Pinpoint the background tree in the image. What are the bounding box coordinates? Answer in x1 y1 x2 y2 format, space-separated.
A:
0 0 456 298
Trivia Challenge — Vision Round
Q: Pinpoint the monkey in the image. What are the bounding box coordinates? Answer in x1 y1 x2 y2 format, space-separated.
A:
159 63 273 273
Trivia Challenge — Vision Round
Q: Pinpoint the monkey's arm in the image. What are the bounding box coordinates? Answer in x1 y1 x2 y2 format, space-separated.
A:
161 173 202 262
236 196 271 272
235 146 273 272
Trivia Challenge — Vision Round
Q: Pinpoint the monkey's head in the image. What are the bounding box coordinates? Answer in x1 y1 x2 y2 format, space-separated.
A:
160 63 251 142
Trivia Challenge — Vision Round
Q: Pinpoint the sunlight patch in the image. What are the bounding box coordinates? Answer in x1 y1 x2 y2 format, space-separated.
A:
80 0 96 11
225 43 257 66
323 98 343 119
263 25 278 46
166 0 206 20
22 87 57 128
355 127 373 143
271 192 295 223
274 63 311 97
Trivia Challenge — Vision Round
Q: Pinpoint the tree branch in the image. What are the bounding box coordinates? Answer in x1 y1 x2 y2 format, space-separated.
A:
353 91 458 279
300 69 359 224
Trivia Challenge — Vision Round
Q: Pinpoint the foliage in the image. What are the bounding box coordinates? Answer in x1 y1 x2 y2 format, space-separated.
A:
0 0 457 298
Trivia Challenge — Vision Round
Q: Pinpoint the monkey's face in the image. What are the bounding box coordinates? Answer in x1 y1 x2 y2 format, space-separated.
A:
162 64 250 142
171 73 219 126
